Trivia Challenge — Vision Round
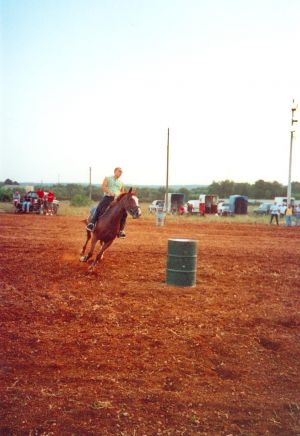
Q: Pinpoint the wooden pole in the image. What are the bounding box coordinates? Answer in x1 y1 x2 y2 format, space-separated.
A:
89 166 92 200
287 100 298 204
165 128 169 213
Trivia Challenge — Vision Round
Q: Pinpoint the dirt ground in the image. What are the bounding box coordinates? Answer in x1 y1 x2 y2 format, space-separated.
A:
0 213 300 435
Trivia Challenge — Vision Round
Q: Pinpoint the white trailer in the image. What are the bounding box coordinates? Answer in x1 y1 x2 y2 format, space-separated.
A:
165 193 185 213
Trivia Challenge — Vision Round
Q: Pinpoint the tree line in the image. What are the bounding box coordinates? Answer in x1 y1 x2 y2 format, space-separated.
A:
1 179 300 202
207 179 300 200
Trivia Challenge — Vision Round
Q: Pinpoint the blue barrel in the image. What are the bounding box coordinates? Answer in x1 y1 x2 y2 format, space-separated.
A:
166 239 197 287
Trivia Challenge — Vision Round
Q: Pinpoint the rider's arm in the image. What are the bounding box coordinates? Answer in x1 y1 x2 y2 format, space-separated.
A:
101 177 114 197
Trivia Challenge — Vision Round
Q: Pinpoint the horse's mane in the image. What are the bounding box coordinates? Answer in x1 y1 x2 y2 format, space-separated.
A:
116 192 128 202
107 192 135 210
104 188 137 212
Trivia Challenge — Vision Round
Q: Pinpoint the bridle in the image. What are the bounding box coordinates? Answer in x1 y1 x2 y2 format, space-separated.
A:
123 194 141 219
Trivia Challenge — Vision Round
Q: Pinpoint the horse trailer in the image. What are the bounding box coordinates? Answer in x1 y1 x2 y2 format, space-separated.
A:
198 194 218 215
229 195 248 215
166 193 185 213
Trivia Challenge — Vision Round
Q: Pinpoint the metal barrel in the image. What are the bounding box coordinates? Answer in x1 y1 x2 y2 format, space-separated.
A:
166 239 197 287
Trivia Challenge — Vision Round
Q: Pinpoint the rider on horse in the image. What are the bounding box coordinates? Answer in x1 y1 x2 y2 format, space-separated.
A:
86 167 127 237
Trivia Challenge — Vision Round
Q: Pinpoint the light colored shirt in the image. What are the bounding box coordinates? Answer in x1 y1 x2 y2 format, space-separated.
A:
286 207 293 216
270 205 280 215
280 205 287 214
105 176 124 197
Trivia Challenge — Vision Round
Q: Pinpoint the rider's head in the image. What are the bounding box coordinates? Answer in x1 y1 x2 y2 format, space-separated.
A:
114 167 123 179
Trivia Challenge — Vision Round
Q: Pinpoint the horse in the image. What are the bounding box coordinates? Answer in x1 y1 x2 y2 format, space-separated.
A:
80 188 141 270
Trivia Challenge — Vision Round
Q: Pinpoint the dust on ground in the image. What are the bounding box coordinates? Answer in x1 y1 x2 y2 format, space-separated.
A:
0 214 300 435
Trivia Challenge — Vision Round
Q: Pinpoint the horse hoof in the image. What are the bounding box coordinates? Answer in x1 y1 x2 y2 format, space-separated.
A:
80 256 87 262
88 264 96 272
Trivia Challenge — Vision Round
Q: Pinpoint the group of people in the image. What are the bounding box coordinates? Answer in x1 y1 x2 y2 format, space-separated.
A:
13 189 55 214
269 203 300 226
36 189 55 214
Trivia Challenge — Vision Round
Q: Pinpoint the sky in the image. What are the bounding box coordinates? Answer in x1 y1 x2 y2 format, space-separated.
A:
1 0 300 186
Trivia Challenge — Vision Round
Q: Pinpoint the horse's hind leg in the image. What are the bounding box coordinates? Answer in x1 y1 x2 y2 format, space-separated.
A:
89 240 114 271
80 234 98 262
80 231 91 257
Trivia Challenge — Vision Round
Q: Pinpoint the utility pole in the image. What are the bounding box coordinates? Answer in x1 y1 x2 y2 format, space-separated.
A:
287 100 298 204
165 128 170 213
89 166 92 200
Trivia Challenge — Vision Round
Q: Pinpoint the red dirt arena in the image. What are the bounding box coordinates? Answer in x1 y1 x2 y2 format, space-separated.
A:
1 213 300 435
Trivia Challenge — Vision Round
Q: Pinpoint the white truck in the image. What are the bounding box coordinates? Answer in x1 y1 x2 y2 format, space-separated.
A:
149 200 165 213
187 199 200 214
274 197 295 205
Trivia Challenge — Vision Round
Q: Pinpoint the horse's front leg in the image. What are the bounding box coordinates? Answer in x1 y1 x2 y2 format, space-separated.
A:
89 239 114 271
80 234 98 262
80 231 91 257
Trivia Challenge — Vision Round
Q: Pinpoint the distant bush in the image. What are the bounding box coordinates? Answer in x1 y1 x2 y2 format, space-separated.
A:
70 194 91 207
0 189 12 202
0 187 26 202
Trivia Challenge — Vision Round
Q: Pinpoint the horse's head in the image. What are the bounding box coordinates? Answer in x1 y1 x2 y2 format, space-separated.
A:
118 188 141 219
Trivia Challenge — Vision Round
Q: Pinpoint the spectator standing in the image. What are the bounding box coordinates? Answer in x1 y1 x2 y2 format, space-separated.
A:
295 204 300 226
285 204 293 227
37 188 45 212
43 192 49 214
270 203 280 225
37 188 44 201
279 204 287 218
47 191 54 215
179 205 185 215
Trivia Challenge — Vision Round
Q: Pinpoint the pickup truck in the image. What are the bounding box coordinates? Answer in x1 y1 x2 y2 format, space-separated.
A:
187 200 200 214
149 200 165 213
253 203 273 215
217 202 232 216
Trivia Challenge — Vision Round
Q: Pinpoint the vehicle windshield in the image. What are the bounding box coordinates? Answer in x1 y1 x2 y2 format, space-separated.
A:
28 192 38 198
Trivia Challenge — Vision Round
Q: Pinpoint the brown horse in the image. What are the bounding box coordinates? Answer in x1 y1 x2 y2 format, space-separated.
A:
80 189 141 270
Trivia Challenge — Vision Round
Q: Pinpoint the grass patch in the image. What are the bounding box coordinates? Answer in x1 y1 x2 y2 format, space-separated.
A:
0 202 14 213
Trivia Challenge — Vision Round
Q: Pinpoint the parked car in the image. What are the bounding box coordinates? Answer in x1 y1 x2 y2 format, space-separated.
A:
217 202 232 216
16 191 59 215
16 191 40 214
253 203 273 215
149 200 165 213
